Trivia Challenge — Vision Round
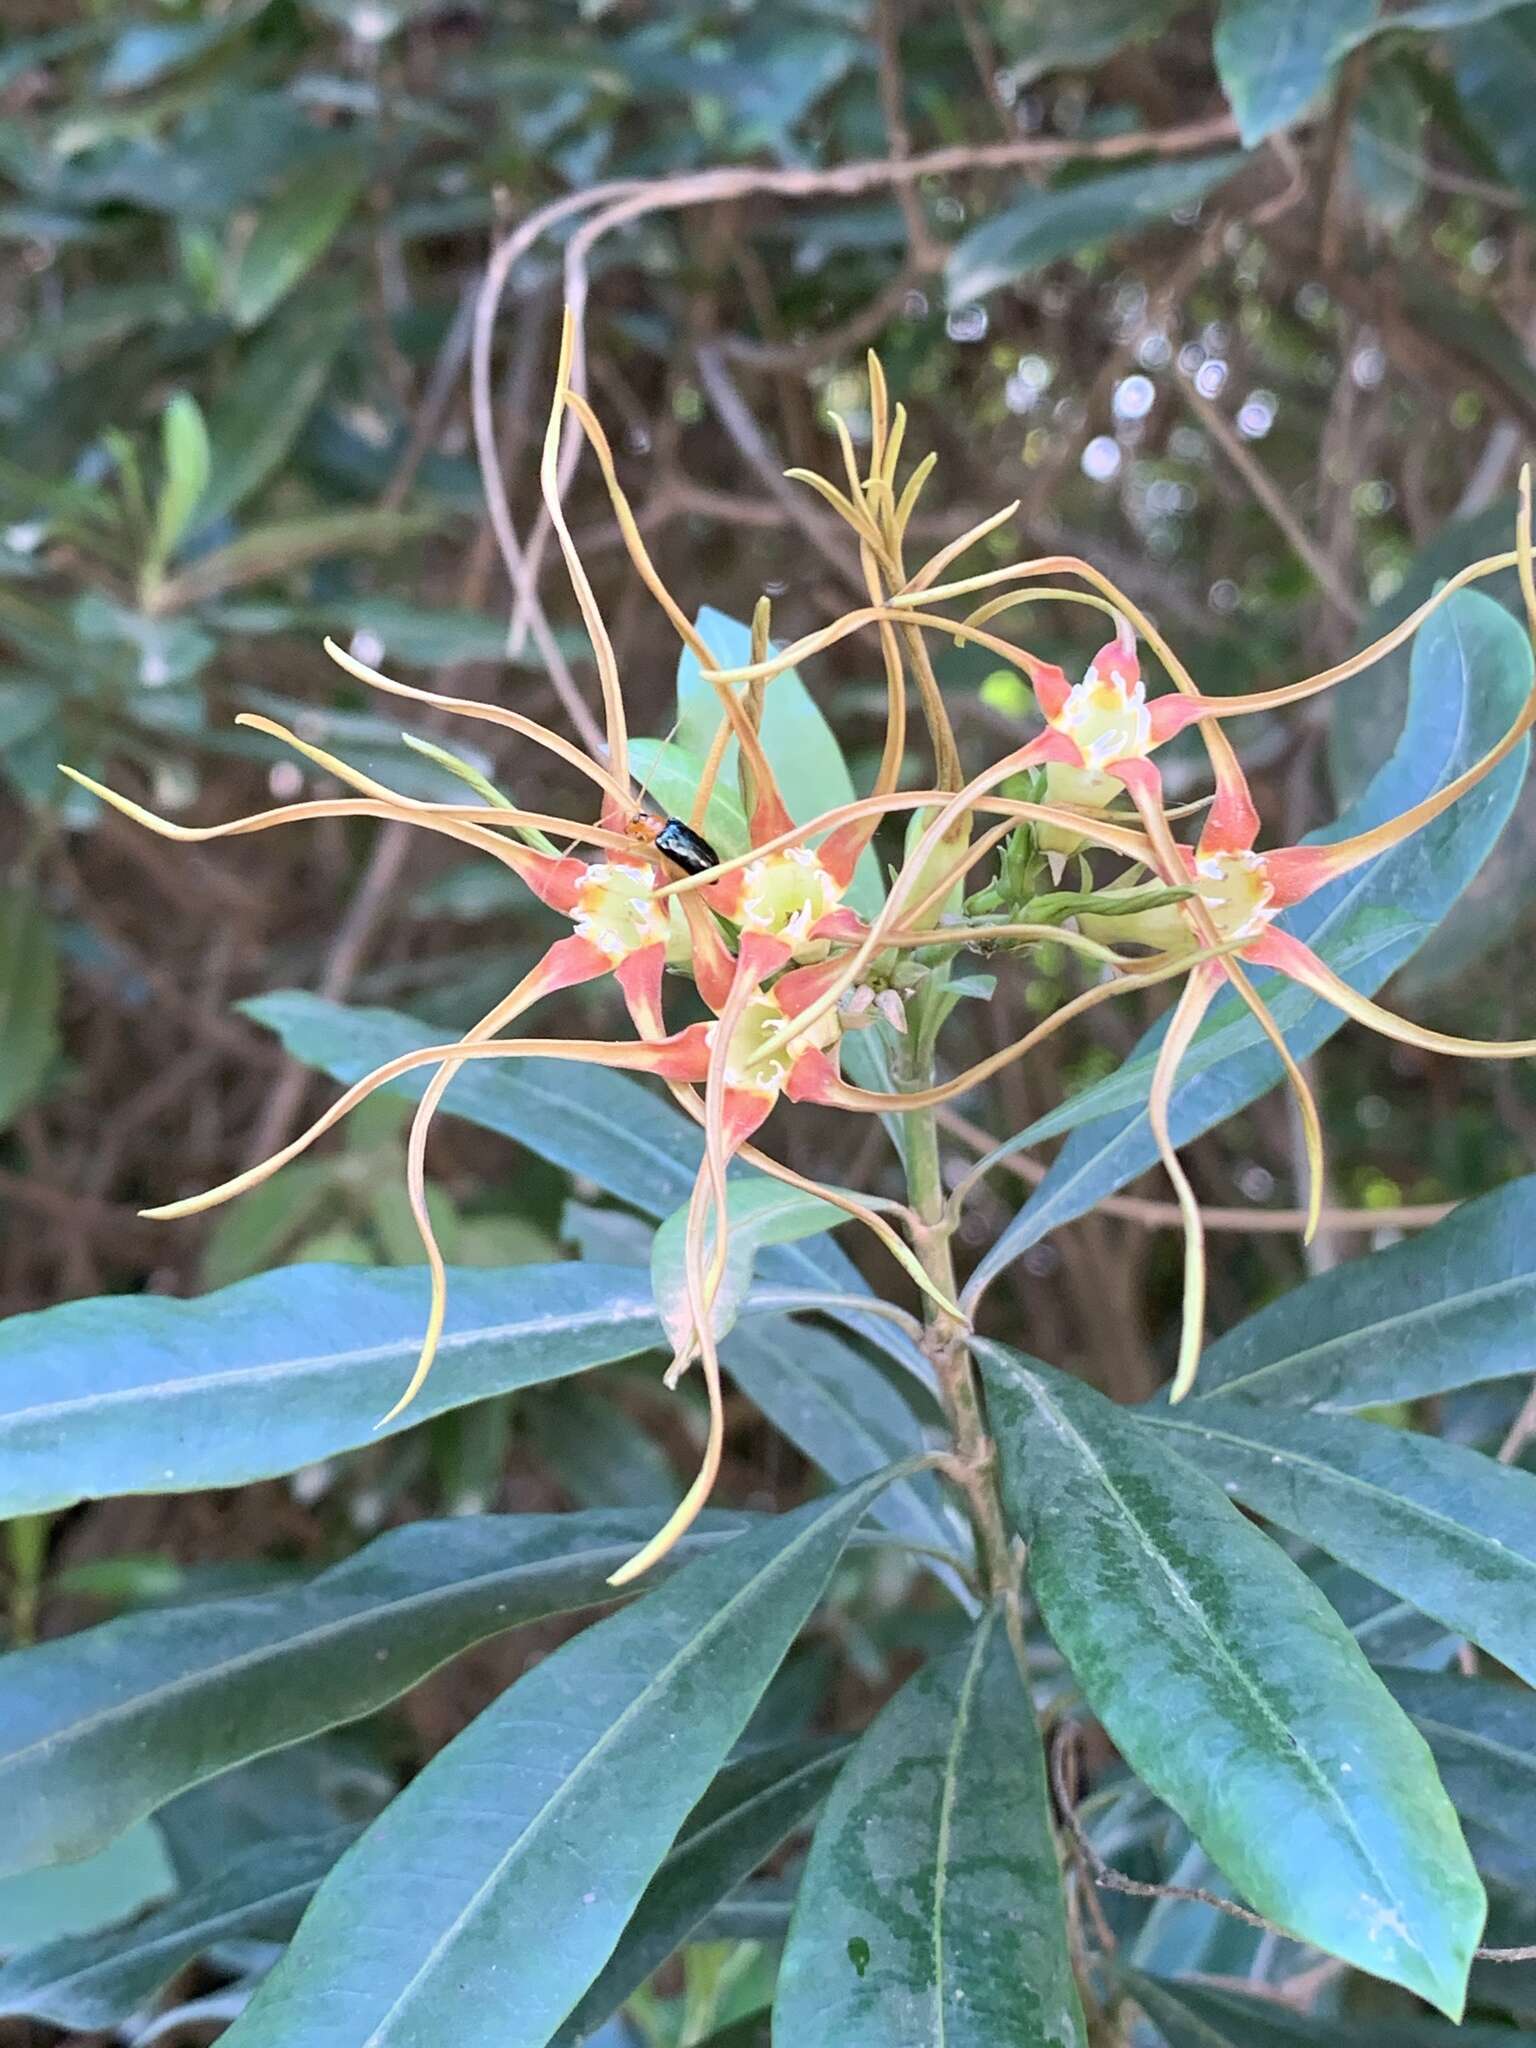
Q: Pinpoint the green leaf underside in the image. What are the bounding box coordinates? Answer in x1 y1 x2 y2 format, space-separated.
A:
945 154 1245 304
0 1830 355 2029
0 1511 756 1876
0 1818 174 1956
977 1344 1483 2016
1145 1404 1536 1688
774 1604 1087 2046
238 994 927 1381
0 1262 662 1518
1192 1175 1536 1406
650 1179 849 1349
675 606 884 918
1122 1968 1518 2046
970 590 1532 1294
1214 0 1377 147
1382 1667 1536 1871
720 1321 955 1558
554 1740 849 2043
219 1476 895 2048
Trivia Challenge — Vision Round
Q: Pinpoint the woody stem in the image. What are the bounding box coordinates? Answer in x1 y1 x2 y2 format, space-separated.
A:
897 1034 1019 1618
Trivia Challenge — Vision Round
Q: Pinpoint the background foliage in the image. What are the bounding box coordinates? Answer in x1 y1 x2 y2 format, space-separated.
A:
4 1 1536 2043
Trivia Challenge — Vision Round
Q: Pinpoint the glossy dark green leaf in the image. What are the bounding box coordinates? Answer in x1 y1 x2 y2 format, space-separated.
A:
0 1510 761 1876
1193 1177 1536 1407
219 1476 896 2048
0 1262 663 1517
1214 0 1376 146
1122 1968 1517 2046
1383 1668 1536 1881
1147 1403 1536 1687
0 1829 353 2028
946 154 1243 305
554 1741 848 2043
0 884 59 1130
978 1344 1483 2015
968 591 1531 1300
774 1605 1086 2047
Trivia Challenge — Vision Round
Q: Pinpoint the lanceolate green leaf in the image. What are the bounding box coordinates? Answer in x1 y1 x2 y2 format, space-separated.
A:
196 292 354 529
0 883 60 1131
674 607 883 917
219 1475 898 2048
151 391 210 566
1146 1404 1536 1688
1382 1668 1536 1876
977 1344 1484 2016
0 1830 354 2029
968 591 1531 1300
1214 0 1376 146
774 1605 1086 2047
945 154 1243 306
244 992 704 1214
651 1180 847 1348
0 1511 753 1876
554 1741 849 2044
1121 1968 1517 2047
1192 1177 1536 1407
0 1262 663 1517
227 158 364 330
152 509 435 609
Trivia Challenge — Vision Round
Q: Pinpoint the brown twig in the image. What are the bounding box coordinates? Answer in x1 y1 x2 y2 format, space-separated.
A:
935 1101 1455 1233
1051 1724 1536 1963
1050 1724 1277 1932
873 0 943 273
473 113 1240 705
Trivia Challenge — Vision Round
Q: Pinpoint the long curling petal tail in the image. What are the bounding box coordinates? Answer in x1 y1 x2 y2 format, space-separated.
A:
605 1349 725 1587
1245 926 1536 1060
1220 956 1325 1244
1150 963 1222 1404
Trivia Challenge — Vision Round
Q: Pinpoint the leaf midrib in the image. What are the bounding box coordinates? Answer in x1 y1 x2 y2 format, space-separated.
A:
349 1488 873 2048
929 1613 991 2047
1206 1269 1536 1401
0 1298 658 1430
1016 1370 1428 1964
0 1539 708 1775
1155 1415 1536 1579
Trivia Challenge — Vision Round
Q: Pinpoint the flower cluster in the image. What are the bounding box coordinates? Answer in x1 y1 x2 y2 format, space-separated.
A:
70 333 1536 1579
